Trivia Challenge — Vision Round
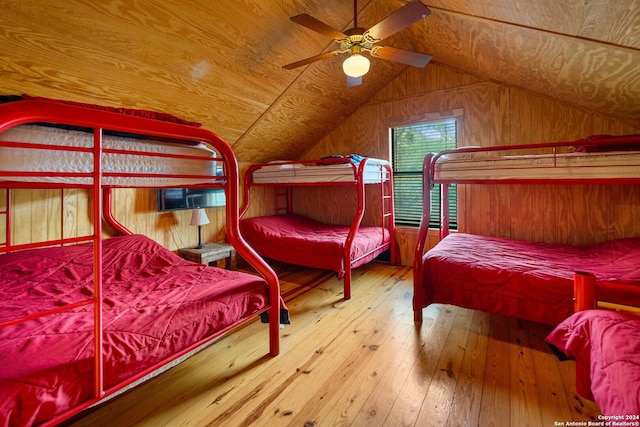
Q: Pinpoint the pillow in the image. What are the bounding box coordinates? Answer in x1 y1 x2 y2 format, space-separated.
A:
573 134 640 152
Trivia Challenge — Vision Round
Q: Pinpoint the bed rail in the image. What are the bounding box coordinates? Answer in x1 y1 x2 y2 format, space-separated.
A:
0 100 281 426
574 271 640 314
432 137 640 238
241 156 396 299
413 136 640 322
429 136 640 238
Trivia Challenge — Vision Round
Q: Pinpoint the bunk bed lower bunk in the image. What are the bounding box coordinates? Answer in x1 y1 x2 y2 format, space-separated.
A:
546 272 640 416
0 98 282 427
413 135 640 324
240 157 397 299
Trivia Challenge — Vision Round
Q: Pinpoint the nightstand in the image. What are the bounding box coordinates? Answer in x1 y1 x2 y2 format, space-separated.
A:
178 242 237 270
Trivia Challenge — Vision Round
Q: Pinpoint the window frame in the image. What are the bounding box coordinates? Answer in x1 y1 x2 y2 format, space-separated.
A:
388 109 464 230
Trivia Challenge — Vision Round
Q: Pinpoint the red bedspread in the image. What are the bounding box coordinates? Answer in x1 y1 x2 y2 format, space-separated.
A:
546 310 640 416
0 234 268 427
240 214 390 277
415 233 640 325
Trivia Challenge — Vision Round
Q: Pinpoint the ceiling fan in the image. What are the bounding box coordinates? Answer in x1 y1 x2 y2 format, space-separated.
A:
283 0 433 87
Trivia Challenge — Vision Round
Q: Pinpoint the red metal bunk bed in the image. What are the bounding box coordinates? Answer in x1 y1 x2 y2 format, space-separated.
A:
0 98 282 426
413 135 640 324
240 157 397 299
546 272 640 416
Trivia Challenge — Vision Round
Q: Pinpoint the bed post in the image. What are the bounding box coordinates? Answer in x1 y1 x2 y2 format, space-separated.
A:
92 128 105 400
413 153 435 322
440 183 449 240
574 271 596 312
224 151 281 356
573 271 596 400
343 159 370 300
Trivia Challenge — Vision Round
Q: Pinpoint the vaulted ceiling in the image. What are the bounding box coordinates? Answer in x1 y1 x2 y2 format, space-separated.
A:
1 1 639 163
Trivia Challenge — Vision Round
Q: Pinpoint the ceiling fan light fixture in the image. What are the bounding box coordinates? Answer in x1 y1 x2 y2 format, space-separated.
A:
342 52 370 78
284 0 433 83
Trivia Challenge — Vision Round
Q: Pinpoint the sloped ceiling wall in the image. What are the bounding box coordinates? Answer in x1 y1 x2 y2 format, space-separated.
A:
410 1 640 128
0 1 638 163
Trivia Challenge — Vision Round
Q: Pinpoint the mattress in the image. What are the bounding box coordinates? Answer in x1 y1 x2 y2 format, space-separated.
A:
0 234 268 426
434 149 640 181
414 233 640 325
0 124 220 186
546 309 640 416
239 213 391 276
252 160 389 184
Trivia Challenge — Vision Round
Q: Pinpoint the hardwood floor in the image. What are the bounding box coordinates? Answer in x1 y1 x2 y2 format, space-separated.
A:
71 262 601 426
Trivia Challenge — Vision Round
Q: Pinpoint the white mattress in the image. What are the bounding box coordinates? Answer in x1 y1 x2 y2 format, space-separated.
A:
434 150 640 181
252 160 389 184
0 124 220 186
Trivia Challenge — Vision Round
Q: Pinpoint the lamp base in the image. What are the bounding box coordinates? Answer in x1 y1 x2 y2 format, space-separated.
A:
195 225 205 249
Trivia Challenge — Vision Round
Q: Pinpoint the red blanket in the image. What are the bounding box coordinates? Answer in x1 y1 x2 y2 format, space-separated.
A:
0 235 268 426
415 233 640 325
546 310 640 416
240 214 390 277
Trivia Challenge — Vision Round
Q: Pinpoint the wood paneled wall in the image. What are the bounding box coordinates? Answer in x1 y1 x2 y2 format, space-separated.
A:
5 187 227 252
111 188 228 250
5 64 640 260
289 185 385 227
299 64 640 265
3 161 279 252
7 188 92 245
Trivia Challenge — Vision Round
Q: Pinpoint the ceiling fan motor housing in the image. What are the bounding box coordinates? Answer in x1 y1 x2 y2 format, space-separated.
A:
341 28 377 52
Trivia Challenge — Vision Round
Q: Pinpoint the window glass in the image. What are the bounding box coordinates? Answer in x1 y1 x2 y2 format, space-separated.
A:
391 119 458 228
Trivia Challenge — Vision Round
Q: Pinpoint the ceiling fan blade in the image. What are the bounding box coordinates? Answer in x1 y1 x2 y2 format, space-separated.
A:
346 75 362 87
370 46 432 67
283 51 340 70
290 14 348 40
365 0 431 42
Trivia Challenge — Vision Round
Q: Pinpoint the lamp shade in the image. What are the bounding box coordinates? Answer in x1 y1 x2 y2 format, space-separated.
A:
342 54 370 78
189 208 210 226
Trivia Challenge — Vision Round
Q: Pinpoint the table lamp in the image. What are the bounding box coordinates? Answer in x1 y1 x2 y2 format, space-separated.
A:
189 208 210 249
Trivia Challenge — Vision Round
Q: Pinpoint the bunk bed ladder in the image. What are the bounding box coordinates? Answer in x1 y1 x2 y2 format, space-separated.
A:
0 188 8 248
274 186 290 215
381 163 396 266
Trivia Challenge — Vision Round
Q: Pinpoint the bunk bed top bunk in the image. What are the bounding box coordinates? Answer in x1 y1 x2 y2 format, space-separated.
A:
240 156 396 300
429 134 640 184
0 97 282 427
248 156 390 185
413 135 640 325
0 122 220 187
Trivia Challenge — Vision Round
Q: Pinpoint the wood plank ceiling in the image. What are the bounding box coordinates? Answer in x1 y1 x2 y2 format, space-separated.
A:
1 0 638 163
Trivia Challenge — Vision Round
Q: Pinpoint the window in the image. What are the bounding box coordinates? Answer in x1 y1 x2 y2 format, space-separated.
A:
391 118 458 229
